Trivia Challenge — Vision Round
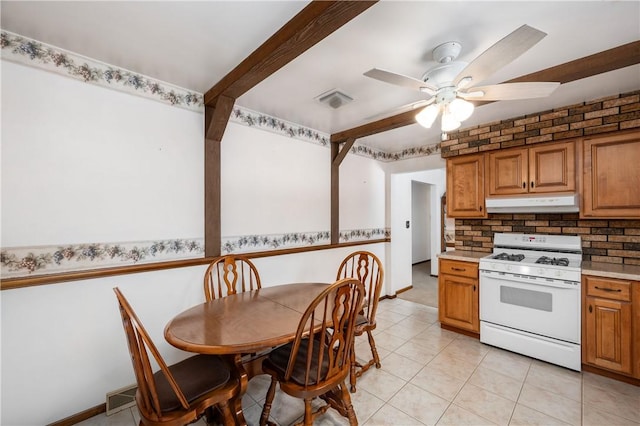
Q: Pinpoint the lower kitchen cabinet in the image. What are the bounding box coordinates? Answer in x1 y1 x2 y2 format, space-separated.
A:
438 258 479 334
583 274 638 378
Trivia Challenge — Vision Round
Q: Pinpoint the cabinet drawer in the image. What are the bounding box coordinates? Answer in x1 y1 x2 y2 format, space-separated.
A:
440 259 478 278
585 276 631 301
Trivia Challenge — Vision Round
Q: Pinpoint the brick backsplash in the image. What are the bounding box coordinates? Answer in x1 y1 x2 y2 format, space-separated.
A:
441 91 640 158
454 214 640 265
446 91 640 264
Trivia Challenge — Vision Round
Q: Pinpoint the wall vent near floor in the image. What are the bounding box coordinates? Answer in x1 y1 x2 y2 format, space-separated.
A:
106 383 137 416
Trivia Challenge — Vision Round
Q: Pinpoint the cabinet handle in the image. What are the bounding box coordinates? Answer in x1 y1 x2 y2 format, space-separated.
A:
589 305 592 313
479 205 483 212
452 267 466 272
531 181 535 188
473 285 476 291
594 286 622 292
522 182 526 189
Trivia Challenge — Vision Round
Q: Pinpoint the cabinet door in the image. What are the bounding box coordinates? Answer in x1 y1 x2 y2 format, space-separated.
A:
582 131 640 218
487 148 528 196
529 141 576 193
438 273 479 332
585 296 633 374
446 154 486 218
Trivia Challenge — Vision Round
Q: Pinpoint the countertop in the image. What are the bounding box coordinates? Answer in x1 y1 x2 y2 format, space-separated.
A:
582 261 640 281
437 250 487 263
437 252 640 281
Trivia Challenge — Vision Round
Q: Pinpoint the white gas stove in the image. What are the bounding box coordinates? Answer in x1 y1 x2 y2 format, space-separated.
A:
479 233 583 371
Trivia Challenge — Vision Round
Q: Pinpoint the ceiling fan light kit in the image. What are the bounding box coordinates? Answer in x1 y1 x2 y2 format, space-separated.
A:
364 24 560 134
448 98 474 121
414 97 473 131
441 105 462 132
415 104 439 128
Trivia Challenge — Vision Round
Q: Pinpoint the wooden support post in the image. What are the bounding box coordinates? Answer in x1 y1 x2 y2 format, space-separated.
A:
330 138 356 245
204 96 234 257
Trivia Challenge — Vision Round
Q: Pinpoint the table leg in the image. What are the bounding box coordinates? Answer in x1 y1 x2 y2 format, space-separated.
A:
230 354 248 426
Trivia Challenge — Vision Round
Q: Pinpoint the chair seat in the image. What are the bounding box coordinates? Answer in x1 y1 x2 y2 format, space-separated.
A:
355 314 369 327
264 337 330 387
154 354 231 412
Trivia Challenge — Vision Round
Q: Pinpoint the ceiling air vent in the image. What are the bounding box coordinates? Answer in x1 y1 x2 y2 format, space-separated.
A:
315 89 353 109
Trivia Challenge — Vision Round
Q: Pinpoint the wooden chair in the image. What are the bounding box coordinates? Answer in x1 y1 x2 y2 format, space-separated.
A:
203 255 261 301
259 278 365 426
336 251 384 392
113 288 241 426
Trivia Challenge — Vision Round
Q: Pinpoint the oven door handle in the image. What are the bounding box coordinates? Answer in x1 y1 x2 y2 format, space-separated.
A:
479 270 579 289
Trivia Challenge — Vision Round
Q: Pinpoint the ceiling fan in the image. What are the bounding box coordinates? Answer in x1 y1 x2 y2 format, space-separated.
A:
364 25 560 134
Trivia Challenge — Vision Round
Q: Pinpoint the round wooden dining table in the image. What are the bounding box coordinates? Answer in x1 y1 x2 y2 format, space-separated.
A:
164 282 330 424
164 282 329 354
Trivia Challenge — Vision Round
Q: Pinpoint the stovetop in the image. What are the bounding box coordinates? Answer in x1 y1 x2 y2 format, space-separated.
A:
480 233 582 281
488 252 577 268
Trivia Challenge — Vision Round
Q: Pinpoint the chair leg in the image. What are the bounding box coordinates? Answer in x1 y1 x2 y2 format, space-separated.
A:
339 381 358 425
259 376 278 426
349 346 358 393
303 398 314 426
216 401 237 426
367 330 381 368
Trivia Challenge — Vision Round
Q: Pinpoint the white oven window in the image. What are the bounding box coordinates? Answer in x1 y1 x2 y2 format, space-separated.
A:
500 285 552 312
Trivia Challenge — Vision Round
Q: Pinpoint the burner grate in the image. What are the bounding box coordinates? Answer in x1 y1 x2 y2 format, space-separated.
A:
492 253 525 262
535 256 570 266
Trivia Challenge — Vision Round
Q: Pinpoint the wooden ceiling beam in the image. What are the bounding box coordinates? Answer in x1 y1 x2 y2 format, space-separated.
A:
331 40 640 144
203 1 377 107
508 40 640 84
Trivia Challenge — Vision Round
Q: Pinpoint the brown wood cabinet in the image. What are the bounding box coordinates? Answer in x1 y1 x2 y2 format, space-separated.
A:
583 275 637 377
439 258 479 334
487 141 576 196
581 131 640 218
446 154 486 218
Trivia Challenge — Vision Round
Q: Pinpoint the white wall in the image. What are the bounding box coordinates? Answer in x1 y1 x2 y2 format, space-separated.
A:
0 59 387 425
1 61 204 246
411 181 431 264
339 153 386 230
221 123 331 236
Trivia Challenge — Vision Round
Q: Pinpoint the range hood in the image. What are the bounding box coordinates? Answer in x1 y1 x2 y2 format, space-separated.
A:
485 194 579 213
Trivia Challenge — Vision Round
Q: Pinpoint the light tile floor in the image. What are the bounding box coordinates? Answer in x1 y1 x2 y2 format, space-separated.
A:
80 297 640 426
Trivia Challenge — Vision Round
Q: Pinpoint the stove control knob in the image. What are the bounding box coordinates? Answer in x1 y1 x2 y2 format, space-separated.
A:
538 268 545 275
555 270 562 277
506 265 512 271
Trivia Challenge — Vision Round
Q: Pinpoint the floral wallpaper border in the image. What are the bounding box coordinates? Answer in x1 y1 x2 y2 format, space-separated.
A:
0 238 205 278
221 228 389 254
1 228 389 278
1 29 441 162
229 106 441 162
1 31 203 111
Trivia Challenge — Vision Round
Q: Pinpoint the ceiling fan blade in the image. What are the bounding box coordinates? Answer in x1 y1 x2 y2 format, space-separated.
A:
364 68 437 94
454 25 547 87
460 82 560 101
363 98 435 121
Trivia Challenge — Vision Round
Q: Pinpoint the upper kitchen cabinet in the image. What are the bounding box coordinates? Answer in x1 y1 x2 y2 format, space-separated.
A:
446 154 487 218
582 131 640 218
487 141 576 196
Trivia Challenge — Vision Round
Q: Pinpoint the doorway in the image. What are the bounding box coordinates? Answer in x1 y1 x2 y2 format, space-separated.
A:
388 168 445 299
398 180 439 307
398 260 439 308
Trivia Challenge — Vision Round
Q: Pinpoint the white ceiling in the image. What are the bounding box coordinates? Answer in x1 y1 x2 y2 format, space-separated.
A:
2 1 639 152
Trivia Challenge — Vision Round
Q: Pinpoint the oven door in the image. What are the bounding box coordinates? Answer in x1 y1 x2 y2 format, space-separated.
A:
479 269 580 344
